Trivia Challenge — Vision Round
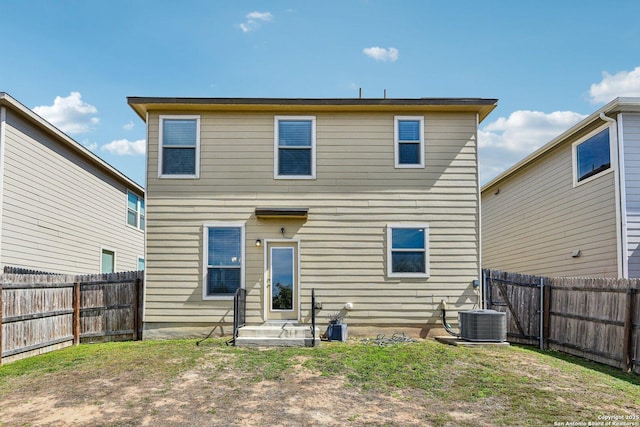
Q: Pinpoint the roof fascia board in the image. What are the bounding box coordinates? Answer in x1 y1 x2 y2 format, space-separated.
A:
127 97 498 123
0 92 144 194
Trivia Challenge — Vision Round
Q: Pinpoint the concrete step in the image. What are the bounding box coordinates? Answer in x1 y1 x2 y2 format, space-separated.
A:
235 324 321 347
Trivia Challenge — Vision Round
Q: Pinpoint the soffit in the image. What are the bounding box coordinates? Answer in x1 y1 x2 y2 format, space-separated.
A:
128 97 498 123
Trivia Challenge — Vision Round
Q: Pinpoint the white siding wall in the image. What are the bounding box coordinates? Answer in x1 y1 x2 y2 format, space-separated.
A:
2 109 144 274
623 113 640 277
145 111 481 331
482 138 618 277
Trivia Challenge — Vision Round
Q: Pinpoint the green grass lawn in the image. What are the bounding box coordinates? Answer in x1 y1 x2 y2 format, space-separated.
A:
1 339 639 426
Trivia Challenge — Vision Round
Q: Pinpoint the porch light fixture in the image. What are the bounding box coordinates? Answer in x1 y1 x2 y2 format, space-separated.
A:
255 239 262 247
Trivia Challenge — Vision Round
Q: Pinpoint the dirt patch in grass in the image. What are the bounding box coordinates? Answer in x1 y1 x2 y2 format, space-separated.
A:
1 339 639 426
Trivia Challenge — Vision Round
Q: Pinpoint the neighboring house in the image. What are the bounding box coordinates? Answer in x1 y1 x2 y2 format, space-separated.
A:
482 97 640 278
0 92 144 274
128 96 497 342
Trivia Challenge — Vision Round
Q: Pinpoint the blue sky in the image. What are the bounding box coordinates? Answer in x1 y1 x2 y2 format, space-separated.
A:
2 0 640 187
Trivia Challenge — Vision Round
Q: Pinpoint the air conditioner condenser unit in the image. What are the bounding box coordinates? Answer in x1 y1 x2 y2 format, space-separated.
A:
459 309 507 342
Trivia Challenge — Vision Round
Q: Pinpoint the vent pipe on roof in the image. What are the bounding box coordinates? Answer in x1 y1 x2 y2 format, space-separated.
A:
359 88 362 99
384 89 387 99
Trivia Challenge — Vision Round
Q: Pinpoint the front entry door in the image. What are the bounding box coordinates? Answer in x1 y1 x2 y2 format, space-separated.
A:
266 242 299 321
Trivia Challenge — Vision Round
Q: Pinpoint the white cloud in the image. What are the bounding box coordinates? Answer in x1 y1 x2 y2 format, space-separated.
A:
123 120 134 131
101 139 146 156
363 47 399 62
239 11 272 32
33 92 99 134
589 66 640 104
479 110 586 184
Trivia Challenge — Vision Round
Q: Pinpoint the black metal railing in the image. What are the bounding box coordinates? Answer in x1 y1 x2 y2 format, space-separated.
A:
311 288 316 347
229 288 247 346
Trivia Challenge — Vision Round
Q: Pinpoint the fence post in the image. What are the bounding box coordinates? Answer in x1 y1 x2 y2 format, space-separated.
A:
543 281 551 350
485 269 492 309
623 287 636 372
539 278 544 350
133 277 141 340
0 281 3 366
481 269 487 309
73 282 81 345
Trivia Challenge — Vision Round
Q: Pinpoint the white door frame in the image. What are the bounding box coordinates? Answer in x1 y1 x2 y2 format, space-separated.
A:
263 239 301 322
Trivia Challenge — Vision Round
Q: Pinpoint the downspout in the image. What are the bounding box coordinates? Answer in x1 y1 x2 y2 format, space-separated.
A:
142 111 149 327
600 112 626 278
0 106 6 270
475 112 483 307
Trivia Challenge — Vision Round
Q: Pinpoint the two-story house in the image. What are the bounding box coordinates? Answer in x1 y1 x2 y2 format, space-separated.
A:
482 97 640 278
128 96 497 344
0 92 144 274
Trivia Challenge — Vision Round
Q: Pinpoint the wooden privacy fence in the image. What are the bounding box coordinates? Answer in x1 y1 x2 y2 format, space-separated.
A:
0 270 143 364
484 269 639 373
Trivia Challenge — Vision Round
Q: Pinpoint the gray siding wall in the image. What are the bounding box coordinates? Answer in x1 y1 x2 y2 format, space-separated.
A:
1 109 144 274
145 111 481 331
623 113 640 277
482 135 618 277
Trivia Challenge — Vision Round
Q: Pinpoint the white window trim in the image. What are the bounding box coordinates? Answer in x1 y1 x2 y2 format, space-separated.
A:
274 115 317 180
158 115 201 179
572 123 614 187
100 246 116 274
137 256 145 271
202 222 246 301
386 224 430 278
126 190 145 231
394 116 425 169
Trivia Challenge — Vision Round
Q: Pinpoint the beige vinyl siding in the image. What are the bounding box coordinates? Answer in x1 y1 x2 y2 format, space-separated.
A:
145 111 480 327
1 109 144 274
482 140 618 277
622 113 640 277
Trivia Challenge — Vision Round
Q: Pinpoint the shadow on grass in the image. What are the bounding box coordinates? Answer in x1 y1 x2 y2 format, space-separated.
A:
515 344 640 386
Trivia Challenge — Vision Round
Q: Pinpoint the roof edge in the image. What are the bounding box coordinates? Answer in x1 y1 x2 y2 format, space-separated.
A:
1 92 144 193
481 97 640 192
127 96 498 122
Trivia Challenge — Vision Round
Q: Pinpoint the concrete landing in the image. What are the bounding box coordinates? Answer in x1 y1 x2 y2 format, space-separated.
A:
435 336 510 347
235 324 321 347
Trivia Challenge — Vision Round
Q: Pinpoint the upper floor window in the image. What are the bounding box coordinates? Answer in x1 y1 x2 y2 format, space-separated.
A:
127 191 145 230
159 115 200 178
203 224 245 299
275 116 316 179
574 126 611 185
387 224 429 278
395 116 425 168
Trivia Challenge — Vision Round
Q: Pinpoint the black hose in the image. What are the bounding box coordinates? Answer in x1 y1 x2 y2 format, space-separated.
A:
441 307 461 338
196 326 218 346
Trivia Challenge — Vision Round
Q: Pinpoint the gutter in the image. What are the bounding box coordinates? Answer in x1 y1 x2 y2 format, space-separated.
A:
600 112 627 278
482 97 640 194
0 92 144 194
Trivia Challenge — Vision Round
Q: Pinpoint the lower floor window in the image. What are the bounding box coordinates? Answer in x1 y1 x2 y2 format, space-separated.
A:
204 224 244 298
101 249 115 274
387 224 429 278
